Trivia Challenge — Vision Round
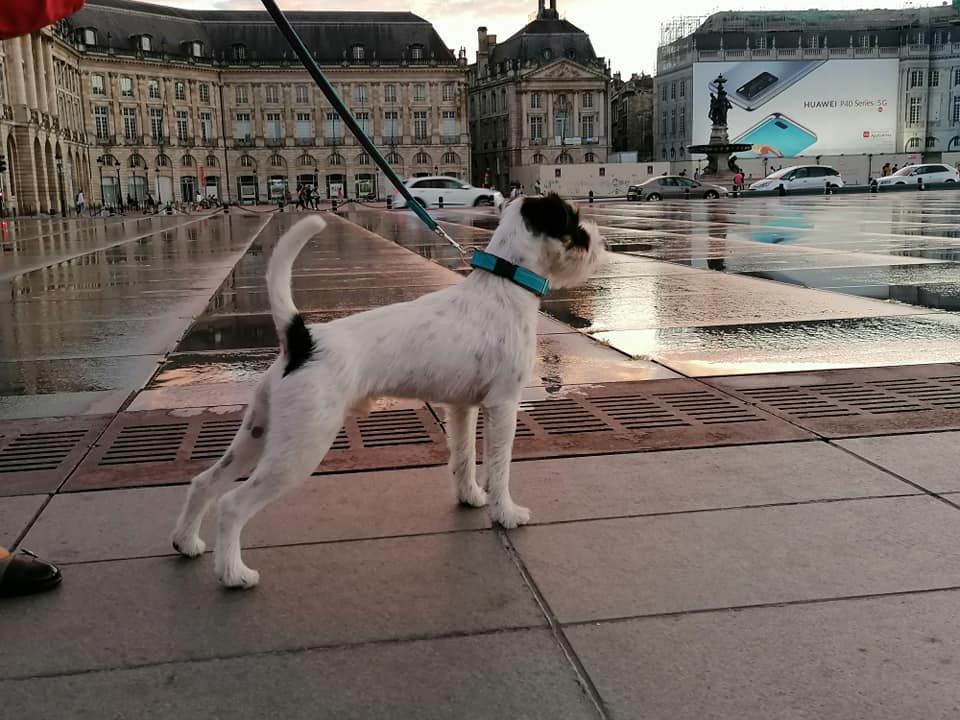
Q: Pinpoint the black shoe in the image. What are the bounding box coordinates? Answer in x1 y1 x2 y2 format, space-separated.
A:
0 548 62 597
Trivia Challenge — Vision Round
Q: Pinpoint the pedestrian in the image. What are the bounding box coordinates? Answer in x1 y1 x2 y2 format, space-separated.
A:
534 179 542 195
75 190 85 216
127 193 135 211
693 168 700 181
882 162 891 177
311 186 320 210
892 164 899 173
679 168 686 177
732 170 744 193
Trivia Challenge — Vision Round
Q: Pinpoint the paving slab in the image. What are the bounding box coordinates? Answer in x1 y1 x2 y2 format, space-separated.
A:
25 466 490 563
510 496 960 623
0 494 45 547
0 628 596 720
836 432 960 492
0 532 543 678
0 389 130 420
567 589 960 720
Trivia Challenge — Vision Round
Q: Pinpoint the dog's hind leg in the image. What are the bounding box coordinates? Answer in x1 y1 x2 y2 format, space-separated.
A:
445 405 487 508
170 376 272 558
482 401 530 528
213 390 346 588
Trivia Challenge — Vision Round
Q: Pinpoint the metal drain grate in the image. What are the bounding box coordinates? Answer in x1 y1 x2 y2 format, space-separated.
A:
0 430 89 472
590 395 689 430
654 390 763 425
66 404 448 491
708 365 960 437
522 398 609 435
476 413 537 440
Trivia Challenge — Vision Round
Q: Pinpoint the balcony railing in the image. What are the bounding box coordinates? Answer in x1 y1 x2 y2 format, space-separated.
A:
233 136 255 148
383 135 403 145
265 136 284 147
200 137 219 147
324 137 344 146
295 137 314 146
151 134 168 146
124 134 144 145
97 134 117 146
178 136 195 147
440 135 460 144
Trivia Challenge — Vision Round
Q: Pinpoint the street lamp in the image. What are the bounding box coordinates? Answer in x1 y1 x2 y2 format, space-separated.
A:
54 148 66 217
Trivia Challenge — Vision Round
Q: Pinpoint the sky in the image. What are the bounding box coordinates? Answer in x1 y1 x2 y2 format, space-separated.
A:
140 0 942 78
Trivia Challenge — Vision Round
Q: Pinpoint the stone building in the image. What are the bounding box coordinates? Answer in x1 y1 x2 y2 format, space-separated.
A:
467 0 610 192
0 0 470 214
610 72 654 160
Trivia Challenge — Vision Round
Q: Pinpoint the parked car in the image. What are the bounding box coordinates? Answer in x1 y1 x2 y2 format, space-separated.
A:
749 165 843 192
392 176 503 209
627 176 728 201
876 163 960 187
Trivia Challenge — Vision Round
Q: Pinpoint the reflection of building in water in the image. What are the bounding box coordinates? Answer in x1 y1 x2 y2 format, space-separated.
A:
655 7 960 162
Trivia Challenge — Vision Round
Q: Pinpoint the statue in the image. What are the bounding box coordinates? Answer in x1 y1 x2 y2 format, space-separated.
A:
707 74 732 127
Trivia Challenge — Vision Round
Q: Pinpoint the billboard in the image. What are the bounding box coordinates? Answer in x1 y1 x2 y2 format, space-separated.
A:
692 59 898 157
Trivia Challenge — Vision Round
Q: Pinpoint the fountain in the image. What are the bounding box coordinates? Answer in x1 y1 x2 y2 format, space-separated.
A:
687 74 752 180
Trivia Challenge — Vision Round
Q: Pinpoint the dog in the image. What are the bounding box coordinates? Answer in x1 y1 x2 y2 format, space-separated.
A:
170 194 605 587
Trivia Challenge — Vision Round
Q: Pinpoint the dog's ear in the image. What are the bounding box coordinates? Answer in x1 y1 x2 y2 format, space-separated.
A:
520 194 589 249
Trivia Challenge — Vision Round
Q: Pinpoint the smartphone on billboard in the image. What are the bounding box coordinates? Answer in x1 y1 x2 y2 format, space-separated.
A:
733 113 818 157
710 60 826 111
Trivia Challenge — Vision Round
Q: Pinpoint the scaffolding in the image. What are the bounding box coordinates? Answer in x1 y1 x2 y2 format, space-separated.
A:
659 15 708 46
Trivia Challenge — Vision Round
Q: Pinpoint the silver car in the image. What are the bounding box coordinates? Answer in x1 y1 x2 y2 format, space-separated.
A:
630 176 728 201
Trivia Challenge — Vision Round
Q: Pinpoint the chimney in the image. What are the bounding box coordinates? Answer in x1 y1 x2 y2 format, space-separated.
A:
538 0 545 16
477 26 488 54
549 0 557 14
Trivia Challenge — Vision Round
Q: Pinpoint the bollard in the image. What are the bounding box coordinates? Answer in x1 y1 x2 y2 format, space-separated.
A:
778 183 786 197
439 196 444 208
331 198 338 212
279 200 285 212
824 180 831 196
870 179 879 193
918 176 924 191
589 190 595 204
683 188 690 200
386 195 392 209
223 202 229 214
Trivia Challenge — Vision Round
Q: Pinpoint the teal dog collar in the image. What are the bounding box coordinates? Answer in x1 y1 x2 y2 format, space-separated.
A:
470 250 549 297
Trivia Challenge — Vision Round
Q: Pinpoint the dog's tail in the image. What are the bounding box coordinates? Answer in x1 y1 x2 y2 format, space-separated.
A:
266 215 326 375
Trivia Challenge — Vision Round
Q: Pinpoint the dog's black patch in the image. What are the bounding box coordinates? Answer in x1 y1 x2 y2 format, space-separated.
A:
283 314 316 377
251 426 264 439
520 193 590 249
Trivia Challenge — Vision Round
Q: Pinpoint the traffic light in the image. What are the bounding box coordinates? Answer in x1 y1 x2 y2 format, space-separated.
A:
0 155 6 174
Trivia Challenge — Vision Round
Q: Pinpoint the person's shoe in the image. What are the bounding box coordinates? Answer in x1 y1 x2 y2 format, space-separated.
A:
0 547 62 597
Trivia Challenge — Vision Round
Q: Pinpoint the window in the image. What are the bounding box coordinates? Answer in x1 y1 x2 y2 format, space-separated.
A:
205 155 219 167
139 35 152 52
414 151 430 164
157 154 170 168
234 112 251 139
913 31 925 47
351 44 365 61
91 74 105 95
266 112 281 139
414 84 426 103
265 85 279 103
556 152 573 164
122 107 137 138
199 112 213 142
297 155 314 167
529 115 543 141
442 84 455 102
233 44 246 61
580 114 594 140
670 82 676 100
755 35 767 50
199 83 210 104
584 152 596 162
807 34 819 49
383 84 397 104
442 151 459 164
955 69 960 87
94 106 109 139
384 110 400 138
670 109 676 135
859 33 871 48
329 153 344 165
953 96 960 123
129 153 143 168
355 85 368 104
414 110 428 140
441 110 456 138
183 155 195 167
909 97 922 124
533 152 544 164
356 111 370 135
240 155 254 168
930 71 940 88
149 108 164 140
910 70 924 89
190 41 203 57
386 151 402 164
531 92 542 109
661 111 667 135
296 85 309 104
296 112 311 139
490 93 497 113
235 86 248 104
908 137 921 149
175 82 185 101
679 106 686 135
554 110 569 139
409 44 424 61
660 84 666 101
120 77 133 97
480 94 487 115
176 111 188 140
357 153 371 165
500 89 506 113
325 112 342 139
148 80 160 99
679 79 686 98
269 154 283 168
81 28 96 45
926 136 936 149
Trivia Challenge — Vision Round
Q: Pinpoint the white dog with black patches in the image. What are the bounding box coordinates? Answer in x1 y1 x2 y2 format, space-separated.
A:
171 195 605 588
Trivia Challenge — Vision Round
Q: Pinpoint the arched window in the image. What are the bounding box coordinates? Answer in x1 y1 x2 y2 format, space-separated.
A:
907 137 921 149
386 151 402 164
328 153 344 165
357 153 371 165
269 154 284 168
298 154 315 167
584 152 596 163
556 152 573 165
99 154 117 166
670 148 676 160
661 148 667 160
351 44 365 61
205 155 219 167
442 151 460 164
239 155 255 168
129 154 144 168
182 155 195 167
157 154 171 167
414 151 431 164
532 153 544 164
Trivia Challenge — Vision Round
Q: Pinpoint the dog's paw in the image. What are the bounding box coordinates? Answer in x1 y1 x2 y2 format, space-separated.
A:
171 532 206 558
491 501 531 529
458 484 489 508
217 563 260 589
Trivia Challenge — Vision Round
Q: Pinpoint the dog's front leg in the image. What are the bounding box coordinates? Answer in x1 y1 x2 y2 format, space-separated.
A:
446 405 487 507
482 402 530 528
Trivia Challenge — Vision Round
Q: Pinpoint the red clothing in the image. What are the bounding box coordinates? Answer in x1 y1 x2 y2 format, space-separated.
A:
733 172 744 186
0 1 85 40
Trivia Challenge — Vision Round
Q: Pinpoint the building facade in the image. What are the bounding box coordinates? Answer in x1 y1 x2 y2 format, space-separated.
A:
467 0 610 192
610 72 654 160
655 6 960 163
0 0 470 214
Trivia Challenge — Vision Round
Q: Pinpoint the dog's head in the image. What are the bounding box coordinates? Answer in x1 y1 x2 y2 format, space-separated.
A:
489 194 605 289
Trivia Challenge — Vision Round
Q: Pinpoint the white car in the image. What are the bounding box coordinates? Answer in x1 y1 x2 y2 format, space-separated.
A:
749 165 843 192
876 163 960 187
392 176 504 209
